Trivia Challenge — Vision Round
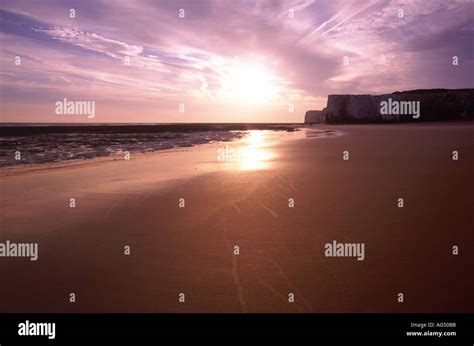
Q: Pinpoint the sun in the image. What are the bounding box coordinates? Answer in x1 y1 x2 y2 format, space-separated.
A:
219 62 280 105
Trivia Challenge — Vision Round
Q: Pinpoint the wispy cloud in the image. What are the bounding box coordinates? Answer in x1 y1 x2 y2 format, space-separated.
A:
35 27 144 59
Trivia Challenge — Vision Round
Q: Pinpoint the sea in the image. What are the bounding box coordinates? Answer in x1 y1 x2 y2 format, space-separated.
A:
0 123 297 167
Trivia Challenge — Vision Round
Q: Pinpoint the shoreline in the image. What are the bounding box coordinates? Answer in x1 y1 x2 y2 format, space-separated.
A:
0 125 309 172
0 127 326 175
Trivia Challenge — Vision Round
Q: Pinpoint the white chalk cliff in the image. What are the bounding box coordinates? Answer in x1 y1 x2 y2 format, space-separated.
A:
304 89 474 124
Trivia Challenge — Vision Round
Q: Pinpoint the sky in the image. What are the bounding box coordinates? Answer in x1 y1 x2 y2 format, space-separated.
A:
0 0 473 123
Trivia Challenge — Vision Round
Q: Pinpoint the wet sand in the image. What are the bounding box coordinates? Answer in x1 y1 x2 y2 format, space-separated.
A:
0 123 473 312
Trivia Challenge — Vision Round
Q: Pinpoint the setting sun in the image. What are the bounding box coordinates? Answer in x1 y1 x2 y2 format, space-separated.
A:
219 63 281 105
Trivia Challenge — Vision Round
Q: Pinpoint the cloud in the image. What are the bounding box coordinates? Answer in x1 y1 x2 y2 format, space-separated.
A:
35 27 143 59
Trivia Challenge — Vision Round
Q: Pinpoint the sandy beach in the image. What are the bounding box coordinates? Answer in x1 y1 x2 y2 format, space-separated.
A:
0 123 473 313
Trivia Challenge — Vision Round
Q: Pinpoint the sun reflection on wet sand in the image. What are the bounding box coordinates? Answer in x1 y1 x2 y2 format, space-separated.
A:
238 131 276 171
213 128 336 172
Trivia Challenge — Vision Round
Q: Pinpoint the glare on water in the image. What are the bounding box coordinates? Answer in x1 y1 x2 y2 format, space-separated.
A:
238 131 276 171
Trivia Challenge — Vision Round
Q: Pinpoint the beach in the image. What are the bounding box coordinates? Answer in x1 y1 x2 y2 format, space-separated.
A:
0 123 473 313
